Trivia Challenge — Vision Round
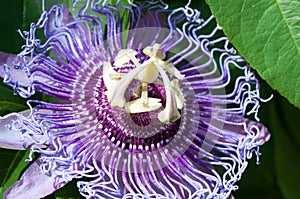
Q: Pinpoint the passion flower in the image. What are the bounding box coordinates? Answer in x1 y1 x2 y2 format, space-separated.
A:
0 1 270 198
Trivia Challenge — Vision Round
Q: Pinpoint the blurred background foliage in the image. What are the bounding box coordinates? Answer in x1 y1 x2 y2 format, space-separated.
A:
0 0 299 198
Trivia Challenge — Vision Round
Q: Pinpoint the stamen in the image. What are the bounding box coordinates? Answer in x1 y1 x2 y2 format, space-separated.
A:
106 59 152 107
104 43 185 124
171 79 184 109
143 43 166 59
125 82 162 114
156 65 181 124
103 62 124 91
114 49 139 67
137 62 159 83
109 73 126 80
125 98 162 114
160 60 185 80
141 83 148 105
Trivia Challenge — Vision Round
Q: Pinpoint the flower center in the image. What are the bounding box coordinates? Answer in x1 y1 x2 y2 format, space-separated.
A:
103 43 184 124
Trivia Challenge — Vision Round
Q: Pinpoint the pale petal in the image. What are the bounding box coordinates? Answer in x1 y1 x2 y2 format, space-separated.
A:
45 5 75 35
0 110 48 150
212 116 271 146
4 158 68 199
0 52 31 87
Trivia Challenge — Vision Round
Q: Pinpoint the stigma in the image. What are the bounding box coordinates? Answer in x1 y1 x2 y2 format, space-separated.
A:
103 43 184 124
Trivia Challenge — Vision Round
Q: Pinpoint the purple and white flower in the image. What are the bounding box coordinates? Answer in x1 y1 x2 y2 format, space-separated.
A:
0 0 270 198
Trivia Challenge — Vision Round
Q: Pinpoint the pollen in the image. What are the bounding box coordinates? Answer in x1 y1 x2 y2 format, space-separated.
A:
103 43 185 124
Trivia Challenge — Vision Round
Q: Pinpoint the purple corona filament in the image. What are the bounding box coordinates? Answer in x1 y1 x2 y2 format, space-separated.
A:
0 0 270 198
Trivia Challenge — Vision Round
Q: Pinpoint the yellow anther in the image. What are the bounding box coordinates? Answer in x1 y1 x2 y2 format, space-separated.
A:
137 62 159 83
125 97 162 114
109 73 126 80
103 62 123 91
143 43 166 59
114 49 139 67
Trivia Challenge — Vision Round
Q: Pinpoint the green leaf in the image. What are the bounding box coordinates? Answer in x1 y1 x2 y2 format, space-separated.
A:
0 150 30 196
0 83 27 116
206 0 300 109
22 0 43 30
23 0 73 31
68 0 132 48
22 0 74 49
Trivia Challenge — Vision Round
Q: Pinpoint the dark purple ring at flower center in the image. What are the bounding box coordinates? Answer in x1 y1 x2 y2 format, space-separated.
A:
94 76 181 152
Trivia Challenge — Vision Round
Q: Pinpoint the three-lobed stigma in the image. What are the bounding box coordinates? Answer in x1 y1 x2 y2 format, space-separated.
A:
103 43 184 124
